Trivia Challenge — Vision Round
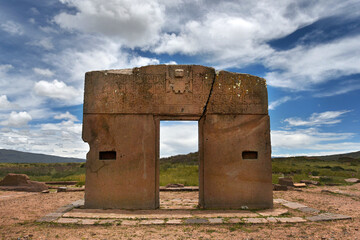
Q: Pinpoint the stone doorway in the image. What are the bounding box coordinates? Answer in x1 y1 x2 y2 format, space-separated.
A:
82 65 273 210
158 120 199 209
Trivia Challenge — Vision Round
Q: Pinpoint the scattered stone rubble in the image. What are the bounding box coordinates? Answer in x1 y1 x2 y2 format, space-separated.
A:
0 173 48 192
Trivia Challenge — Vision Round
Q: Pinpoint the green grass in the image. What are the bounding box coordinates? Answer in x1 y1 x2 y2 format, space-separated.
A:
0 156 359 187
160 163 198 186
0 162 86 185
272 157 360 185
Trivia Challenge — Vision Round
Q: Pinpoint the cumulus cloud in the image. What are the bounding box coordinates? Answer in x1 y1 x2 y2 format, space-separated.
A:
271 128 359 156
33 80 82 104
0 95 16 110
271 110 359 156
160 121 198 157
54 111 78 122
284 110 350 127
265 36 360 90
0 121 88 158
54 0 165 47
45 37 159 84
0 111 32 127
0 21 23 35
33 68 54 77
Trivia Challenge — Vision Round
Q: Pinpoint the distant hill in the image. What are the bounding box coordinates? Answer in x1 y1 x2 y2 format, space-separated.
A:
0 149 85 163
160 152 198 165
313 151 360 161
161 151 360 163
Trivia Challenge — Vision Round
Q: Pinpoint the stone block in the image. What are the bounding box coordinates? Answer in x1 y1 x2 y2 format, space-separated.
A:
278 177 294 187
276 217 306 223
244 218 268 224
228 218 242 224
208 218 223 224
200 114 272 209
306 213 351 222
184 218 209 224
166 219 183 224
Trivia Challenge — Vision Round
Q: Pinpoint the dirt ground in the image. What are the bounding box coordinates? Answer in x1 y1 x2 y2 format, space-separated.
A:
1 184 360 240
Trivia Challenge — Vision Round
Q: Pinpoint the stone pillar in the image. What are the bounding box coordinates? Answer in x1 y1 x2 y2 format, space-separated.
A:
200 114 273 209
83 114 156 209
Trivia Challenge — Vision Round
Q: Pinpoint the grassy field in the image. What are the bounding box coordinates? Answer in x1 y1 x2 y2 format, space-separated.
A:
0 154 359 186
0 162 86 185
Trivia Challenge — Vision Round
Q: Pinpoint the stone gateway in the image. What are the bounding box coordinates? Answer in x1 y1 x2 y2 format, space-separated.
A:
82 65 273 209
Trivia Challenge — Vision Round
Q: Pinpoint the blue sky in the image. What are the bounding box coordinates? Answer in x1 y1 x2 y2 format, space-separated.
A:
0 0 359 158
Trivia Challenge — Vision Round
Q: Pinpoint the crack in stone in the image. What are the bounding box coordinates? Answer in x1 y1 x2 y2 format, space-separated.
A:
199 71 217 120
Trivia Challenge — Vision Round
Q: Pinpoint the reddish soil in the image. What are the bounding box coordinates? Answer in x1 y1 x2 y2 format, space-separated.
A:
1 184 359 240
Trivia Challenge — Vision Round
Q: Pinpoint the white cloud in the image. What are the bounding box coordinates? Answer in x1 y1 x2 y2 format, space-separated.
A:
33 80 82 104
0 95 16 110
0 64 13 73
0 21 23 35
284 110 350 127
45 37 159 85
160 121 198 157
265 36 360 90
54 0 165 47
269 96 292 110
28 37 54 50
0 111 32 127
54 111 78 122
0 121 88 158
33 68 54 77
271 128 359 156
152 0 351 67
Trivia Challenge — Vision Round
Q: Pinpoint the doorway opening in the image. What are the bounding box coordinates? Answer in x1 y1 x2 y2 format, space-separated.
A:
159 120 199 209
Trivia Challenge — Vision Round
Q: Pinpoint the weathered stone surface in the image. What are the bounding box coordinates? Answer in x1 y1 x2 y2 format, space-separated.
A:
166 183 184 188
300 180 319 185
298 207 320 214
208 218 223 224
273 184 288 191
244 218 268 224
293 183 307 188
200 114 272 209
228 218 242 224
266 217 278 223
140 219 164 225
258 208 288 217
166 219 182 224
276 217 306 223
121 220 138 226
282 201 307 209
306 213 351 222
193 210 258 218
207 70 268 115
344 178 360 183
278 177 294 187
273 199 289 204
57 218 79 224
83 65 272 209
0 173 48 192
83 115 157 209
184 218 209 224
84 65 214 115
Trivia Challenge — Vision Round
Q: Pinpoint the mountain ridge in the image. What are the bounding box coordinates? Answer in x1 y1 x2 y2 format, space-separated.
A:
0 149 85 163
1 149 359 164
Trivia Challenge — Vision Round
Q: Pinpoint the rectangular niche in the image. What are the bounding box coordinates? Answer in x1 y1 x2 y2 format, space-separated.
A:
242 151 258 160
99 151 116 160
